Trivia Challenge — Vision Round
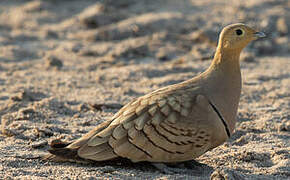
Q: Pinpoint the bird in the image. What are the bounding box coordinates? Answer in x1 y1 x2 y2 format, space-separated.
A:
44 23 265 172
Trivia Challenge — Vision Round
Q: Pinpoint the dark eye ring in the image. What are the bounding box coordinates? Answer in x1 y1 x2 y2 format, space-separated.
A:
236 29 243 36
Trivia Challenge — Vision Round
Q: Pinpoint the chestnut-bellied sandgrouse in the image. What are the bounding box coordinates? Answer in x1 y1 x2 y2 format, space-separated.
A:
45 23 265 172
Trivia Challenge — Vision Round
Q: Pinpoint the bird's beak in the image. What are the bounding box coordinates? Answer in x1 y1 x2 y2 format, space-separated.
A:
254 31 266 38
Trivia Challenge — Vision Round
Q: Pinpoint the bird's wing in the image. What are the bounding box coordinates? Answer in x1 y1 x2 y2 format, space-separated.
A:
77 86 229 163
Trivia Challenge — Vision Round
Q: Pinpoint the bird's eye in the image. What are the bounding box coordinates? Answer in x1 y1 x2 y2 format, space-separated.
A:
235 29 243 36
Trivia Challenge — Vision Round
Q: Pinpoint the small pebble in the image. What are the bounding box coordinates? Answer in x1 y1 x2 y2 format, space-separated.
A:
45 55 63 70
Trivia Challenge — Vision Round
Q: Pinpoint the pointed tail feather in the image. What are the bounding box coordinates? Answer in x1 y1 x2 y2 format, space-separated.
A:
42 139 88 163
43 120 114 163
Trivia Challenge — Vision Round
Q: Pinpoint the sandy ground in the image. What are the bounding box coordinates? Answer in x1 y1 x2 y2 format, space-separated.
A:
0 0 289 179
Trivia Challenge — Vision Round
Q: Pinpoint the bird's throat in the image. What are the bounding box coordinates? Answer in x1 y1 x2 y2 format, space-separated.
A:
211 48 241 71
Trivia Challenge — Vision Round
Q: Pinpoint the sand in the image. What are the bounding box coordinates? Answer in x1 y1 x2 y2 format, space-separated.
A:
0 0 289 179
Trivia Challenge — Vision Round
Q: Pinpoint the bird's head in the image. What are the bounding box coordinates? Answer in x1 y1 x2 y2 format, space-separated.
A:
218 23 265 52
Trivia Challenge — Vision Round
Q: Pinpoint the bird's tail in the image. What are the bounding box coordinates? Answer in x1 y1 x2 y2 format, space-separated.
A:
42 139 89 163
43 120 114 163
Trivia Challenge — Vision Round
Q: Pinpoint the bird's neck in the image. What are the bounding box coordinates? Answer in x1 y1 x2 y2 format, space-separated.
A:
210 48 241 72
203 48 242 134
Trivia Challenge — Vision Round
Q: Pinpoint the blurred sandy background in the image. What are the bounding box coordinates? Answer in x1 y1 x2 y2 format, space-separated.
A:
0 0 289 179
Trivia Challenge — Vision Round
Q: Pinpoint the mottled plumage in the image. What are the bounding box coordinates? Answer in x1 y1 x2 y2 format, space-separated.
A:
44 23 265 170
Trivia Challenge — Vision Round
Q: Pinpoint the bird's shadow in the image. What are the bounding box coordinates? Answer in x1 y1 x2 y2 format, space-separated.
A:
44 157 214 175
